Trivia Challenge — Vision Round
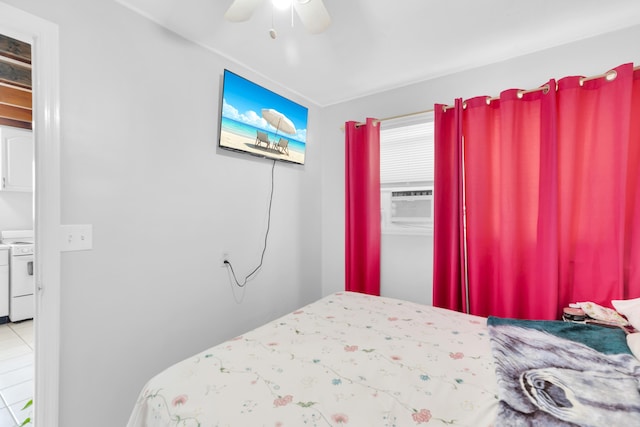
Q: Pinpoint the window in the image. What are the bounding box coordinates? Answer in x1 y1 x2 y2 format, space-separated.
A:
380 112 434 235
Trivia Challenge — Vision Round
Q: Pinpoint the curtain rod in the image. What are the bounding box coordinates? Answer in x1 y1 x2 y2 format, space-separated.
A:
339 108 434 131
342 65 640 129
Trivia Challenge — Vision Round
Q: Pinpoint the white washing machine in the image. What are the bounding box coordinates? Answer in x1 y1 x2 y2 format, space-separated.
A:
0 230 34 322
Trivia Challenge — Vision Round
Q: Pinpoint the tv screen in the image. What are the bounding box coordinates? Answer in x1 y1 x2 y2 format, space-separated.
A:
218 69 308 165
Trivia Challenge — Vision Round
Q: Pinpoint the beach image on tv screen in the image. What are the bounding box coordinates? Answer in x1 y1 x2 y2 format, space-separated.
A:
219 70 308 165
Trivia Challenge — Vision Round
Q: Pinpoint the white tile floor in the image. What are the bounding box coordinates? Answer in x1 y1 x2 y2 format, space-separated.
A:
0 321 33 427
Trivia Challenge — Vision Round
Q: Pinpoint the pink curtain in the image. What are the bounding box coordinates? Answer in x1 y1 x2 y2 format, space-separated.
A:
433 99 467 312
434 63 640 319
345 118 381 295
463 81 559 319
627 68 640 294
556 63 640 306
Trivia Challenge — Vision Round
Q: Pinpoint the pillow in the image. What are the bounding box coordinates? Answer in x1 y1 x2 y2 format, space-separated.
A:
627 333 640 360
612 297 640 330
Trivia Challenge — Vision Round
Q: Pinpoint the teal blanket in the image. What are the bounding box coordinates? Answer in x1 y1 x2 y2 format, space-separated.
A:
487 316 631 355
487 316 640 426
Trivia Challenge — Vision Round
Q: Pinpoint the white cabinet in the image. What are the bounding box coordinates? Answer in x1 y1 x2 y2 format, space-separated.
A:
1 125 34 192
0 249 8 321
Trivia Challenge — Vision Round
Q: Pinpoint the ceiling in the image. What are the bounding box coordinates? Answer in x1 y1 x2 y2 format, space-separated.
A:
116 0 640 107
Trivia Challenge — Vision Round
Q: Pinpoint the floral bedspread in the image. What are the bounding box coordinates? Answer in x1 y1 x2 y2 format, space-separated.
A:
126 292 498 427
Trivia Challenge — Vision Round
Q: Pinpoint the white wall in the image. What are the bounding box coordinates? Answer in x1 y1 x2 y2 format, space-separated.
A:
1 1 322 426
320 24 640 299
381 234 433 305
0 192 32 230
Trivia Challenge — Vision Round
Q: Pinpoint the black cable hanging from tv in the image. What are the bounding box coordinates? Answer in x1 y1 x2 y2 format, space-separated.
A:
223 159 276 287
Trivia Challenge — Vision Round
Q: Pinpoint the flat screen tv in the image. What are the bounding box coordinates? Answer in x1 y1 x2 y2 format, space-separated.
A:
218 69 308 165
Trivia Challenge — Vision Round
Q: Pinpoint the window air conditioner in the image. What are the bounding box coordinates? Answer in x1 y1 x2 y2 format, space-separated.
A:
390 188 433 223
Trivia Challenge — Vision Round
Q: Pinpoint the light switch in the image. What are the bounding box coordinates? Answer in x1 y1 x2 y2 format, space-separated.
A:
60 224 93 252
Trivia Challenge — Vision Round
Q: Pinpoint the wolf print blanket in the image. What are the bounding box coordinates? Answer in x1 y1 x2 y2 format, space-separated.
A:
486 317 640 427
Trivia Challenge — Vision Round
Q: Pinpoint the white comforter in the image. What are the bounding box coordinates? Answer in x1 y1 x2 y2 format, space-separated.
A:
127 292 498 426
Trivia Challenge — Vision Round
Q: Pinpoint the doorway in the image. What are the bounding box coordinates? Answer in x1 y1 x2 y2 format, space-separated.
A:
0 3 61 427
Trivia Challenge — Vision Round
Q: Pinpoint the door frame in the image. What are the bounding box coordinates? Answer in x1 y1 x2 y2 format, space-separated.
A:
0 3 61 426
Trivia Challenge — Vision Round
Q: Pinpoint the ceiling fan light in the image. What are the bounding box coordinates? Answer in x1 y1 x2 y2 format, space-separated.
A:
272 0 292 10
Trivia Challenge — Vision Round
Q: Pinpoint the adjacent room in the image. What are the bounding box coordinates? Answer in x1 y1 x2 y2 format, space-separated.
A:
1 0 640 426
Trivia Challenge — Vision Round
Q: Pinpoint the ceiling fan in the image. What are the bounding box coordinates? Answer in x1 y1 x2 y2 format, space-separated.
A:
224 0 331 35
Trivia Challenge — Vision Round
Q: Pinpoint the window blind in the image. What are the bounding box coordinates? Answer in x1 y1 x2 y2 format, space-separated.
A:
380 113 434 185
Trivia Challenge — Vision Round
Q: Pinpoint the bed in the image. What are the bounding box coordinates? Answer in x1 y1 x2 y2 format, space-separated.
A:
126 291 640 427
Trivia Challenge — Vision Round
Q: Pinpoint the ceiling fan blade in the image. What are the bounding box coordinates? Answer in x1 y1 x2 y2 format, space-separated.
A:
293 0 331 34
224 0 263 22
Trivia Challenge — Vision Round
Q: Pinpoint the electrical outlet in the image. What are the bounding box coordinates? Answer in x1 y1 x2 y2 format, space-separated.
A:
221 252 231 268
